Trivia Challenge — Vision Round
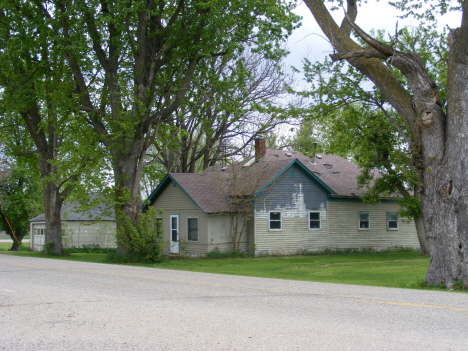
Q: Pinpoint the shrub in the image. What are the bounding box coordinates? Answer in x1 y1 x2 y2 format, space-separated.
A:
43 242 55 256
114 207 164 263
68 244 117 254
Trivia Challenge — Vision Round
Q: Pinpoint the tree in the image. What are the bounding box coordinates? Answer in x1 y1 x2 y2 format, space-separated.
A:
51 0 299 251
211 160 270 252
295 40 439 255
0 3 105 254
0 153 43 251
154 49 296 174
304 0 467 286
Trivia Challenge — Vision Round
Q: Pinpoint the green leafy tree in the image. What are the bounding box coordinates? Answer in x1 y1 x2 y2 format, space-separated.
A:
295 35 441 254
0 3 104 254
113 207 164 263
154 48 296 174
303 0 467 286
0 153 43 251
46 0 300 253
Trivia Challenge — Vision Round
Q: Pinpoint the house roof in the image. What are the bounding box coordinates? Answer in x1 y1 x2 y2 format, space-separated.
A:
29 198 115 222
260 149 371 198
146 149 380 214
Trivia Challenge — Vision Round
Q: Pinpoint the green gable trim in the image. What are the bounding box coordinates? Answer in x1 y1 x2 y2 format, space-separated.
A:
144 174 207 214
254 158 336 197
328 196 398 203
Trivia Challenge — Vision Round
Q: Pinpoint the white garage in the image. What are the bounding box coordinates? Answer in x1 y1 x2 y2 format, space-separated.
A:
30 200 116 252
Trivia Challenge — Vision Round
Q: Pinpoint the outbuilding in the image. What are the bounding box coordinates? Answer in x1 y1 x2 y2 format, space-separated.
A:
30 200 116 251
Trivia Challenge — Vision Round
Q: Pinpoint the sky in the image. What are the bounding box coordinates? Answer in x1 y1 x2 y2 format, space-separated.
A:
286 1 462 74
275 1 462 142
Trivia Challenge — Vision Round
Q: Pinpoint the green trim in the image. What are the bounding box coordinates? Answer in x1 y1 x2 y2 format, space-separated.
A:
328 197 397 203
254 159 336 196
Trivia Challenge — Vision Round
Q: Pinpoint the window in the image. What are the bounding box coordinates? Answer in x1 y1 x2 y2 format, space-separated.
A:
309 211 321 229
359 211 370 229
387 212 398 230
187 217 199 242
269 211 282 230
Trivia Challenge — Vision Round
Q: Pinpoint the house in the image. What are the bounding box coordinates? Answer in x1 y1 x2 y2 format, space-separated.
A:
30 199 116 252
146 138 418 256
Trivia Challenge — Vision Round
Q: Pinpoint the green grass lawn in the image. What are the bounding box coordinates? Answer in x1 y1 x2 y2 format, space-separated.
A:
0 242 433 289
159 252 430 289
0 241 30 251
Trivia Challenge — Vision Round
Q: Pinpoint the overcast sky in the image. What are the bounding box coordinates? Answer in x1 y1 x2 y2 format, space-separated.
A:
286 1 462 72
274 1 462 140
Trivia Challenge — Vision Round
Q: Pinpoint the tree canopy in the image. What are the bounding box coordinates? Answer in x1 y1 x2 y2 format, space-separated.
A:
303 0 468 285
1 0 300 254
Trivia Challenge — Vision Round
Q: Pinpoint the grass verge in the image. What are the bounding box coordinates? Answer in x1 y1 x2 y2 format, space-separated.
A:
0 244 441 290
0 241 30 251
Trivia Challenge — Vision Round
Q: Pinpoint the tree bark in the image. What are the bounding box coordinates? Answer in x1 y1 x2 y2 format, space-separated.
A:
20 104 66 255
39 155 65 254
0 207 26 251
414 216 430 256
424 5 468 284
305 0 467 286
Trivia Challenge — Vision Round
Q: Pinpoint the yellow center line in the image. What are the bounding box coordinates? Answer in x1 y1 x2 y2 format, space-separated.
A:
349 298 468 311
3 260 468 312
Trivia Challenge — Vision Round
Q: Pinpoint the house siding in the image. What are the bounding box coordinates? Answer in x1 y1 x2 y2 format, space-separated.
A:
30 221 116 251
246 219 254 252
208 214 250 253
327 201 419 249
150 180 210 256
254 164 329 254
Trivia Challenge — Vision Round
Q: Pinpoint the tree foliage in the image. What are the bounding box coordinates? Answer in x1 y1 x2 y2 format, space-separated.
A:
50 0 300 240
0 2 105 254
114 207 164 263
154 48 296 174
0 153 43 251
303 0 468 285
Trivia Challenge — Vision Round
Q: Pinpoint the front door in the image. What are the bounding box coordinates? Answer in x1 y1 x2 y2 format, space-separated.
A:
170 215 179 254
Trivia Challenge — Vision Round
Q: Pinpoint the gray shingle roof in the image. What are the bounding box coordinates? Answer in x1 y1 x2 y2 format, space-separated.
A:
148 149 381 214
29 199 115 222
203 149 370 197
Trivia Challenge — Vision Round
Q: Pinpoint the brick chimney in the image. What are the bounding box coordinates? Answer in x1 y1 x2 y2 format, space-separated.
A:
255 137 266 160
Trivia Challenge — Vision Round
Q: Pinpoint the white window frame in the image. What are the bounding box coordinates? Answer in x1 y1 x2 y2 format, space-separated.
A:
387 212 398 230
269 211 282 230
309 211 321 230
187 217 199 242
358 211 370 230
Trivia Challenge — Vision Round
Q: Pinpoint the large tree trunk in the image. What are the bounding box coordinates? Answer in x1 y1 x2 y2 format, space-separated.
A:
395 180 431 256
8 236 23 251
20 104 66 255
414 216 430 256
112 140 145 253
424 11 468 285
305 0 468 286
40 156 65 255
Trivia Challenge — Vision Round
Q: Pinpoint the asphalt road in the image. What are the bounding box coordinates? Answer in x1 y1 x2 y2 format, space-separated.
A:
1 255 467 351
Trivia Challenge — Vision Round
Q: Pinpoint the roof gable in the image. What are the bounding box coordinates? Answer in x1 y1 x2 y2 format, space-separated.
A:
254 159 335 196
146 149 382 214
146 173 231 214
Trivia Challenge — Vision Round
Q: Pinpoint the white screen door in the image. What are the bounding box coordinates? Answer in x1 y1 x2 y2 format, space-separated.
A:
170 215 179 254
